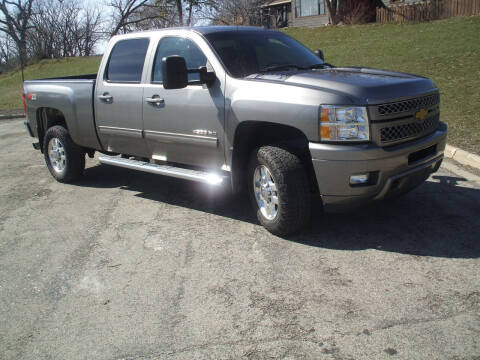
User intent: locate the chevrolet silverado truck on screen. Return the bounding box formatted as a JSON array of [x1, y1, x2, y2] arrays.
[[23, 26, 447, 235]]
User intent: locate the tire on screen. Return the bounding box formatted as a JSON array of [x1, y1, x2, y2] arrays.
[[248, 146, 312, 236], [43, 125, 85, 183]]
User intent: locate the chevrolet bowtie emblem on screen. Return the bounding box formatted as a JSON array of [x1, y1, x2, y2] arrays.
[[415, 108, 428, 121]]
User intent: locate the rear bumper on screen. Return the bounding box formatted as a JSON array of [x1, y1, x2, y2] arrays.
[[309, 122, 447, 212]]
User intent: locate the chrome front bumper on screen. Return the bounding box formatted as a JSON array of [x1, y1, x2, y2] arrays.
[[309, 122, 447, 212]]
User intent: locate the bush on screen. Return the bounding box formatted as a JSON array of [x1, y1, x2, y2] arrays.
[[338, 0, 376, 25]]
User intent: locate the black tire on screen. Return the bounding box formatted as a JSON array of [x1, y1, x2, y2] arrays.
[[43, 125, 85, 183], [248, 146, 312, 236]]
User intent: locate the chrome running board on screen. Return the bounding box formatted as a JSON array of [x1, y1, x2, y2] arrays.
[[98, 155, 226, 186]]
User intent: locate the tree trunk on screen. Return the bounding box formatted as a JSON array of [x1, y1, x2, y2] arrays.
[[176, 0, 183, 26], [326, 0, 339, 25], [187, 0, 193, 26], [19, 39, 26, 82]]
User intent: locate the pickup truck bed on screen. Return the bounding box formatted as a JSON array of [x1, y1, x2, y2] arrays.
[[29, 74, 97, 80], [23, 74, 101, 150]]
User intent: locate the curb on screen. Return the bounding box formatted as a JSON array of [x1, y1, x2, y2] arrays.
[[444, 144, 480, 170], [0, 114, 24, 120]]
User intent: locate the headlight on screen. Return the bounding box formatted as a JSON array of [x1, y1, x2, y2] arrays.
[[319, 105, 370, 142]]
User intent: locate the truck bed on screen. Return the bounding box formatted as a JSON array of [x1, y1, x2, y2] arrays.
[[23, 74, 100, 150], [26, 73, 97, 81]]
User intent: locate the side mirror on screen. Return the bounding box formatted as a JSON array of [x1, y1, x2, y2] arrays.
[[315, 49, 324, 61], [162, 56, 188, 90], [198, 66, 216, 86]]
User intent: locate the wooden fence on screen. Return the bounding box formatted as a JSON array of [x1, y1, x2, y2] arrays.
[[376, 0, 480, 23]]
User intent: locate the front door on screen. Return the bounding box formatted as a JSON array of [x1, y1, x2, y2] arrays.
[[95, 37, 150, 157], [142, 36, 225, 170]]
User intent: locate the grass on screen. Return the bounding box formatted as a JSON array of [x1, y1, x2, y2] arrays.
[[0, 16, 479, 153], [0, 56, 101, 113], [284, 16, 480, 154]]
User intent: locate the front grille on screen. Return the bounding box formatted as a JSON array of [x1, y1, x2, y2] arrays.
[[380, 114, 439, 143], [377, 93, 440, 116]]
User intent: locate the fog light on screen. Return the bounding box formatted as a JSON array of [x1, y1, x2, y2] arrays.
[[350, 174, 369, 185]]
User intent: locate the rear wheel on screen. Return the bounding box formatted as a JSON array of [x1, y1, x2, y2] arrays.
[[43, 125, 85, 183], [248, 146, 312, 236]]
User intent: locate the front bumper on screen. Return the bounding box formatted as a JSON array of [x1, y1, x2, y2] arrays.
[[309, 122, 447, 212]]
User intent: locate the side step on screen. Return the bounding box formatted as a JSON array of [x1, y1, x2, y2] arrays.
[[98, 155, 227, 186]]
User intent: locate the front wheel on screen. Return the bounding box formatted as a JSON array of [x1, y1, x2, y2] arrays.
[[43, 125, 85, 183], [248, 146, 312, 236]]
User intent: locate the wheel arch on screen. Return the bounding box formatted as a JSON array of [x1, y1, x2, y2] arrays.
[[36, 107, 69, 153], [231, 121, 319, 194]]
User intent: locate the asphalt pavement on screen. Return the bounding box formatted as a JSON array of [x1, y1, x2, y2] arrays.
[[1, 118, 479, 360]]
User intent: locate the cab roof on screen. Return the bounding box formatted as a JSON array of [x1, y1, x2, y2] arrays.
[[116, 25, 274, 38]]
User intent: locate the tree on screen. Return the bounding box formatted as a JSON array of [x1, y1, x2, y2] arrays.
[[29, 0, 104, 59], [200, 0, 263, 26], [325, 0, 386, 25], [80, 8, 104, 56], [130, 0, 178, 30], [0, 0, 34, 81], [109, 0, 209, 33], [0, 32, 17, 70], [183, 0, 215, 26], [109, 0, 161, 35]]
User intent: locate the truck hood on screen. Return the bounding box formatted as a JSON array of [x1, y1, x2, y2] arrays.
[[248, 67, 437, 104]]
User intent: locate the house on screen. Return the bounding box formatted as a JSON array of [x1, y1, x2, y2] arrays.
[[261, 0, 330, 28]]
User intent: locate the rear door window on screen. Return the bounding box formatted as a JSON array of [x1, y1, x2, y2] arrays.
[[106, 38, 150, 83]]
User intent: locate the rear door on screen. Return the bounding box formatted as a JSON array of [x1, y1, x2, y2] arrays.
[[95, 37, 150, 156]]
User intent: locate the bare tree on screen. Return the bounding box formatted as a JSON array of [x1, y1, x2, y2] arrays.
[[79, 7, 104, 56], [184, 0, 214, 26], [109, 0, 161, 35], [0, 32, 17, 70], [326, 0, 386, 25], [0, 0, 34, 80], [131, 0, 179, 30], [173, 0, 183, 26], [109, 0, 205, 34], [200, 0, 263, 26], [29, 0, 104, 59]]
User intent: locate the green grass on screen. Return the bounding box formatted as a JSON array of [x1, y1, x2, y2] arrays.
[[284, 16, 480, 154], [0, 56, 101, 113], [1, 16, 479, 153]]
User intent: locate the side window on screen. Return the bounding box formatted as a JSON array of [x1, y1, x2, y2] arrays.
[[152, 37, 207, 83], [106, 38, 150, 83]]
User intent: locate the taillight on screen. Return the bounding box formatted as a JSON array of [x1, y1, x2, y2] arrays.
[[22, 92, 26, 114]]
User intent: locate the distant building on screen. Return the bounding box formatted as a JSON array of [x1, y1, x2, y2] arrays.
[[261, 0, 329, 28]]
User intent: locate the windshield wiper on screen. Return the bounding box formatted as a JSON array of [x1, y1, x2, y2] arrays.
[[258, 64, 307, 73], [308, 63, 334, 69]]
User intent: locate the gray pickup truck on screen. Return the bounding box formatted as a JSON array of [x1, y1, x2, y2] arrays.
[[23, 26, 447, 235]]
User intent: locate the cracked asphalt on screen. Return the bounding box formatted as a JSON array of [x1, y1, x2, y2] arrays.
[[1, 118, 479, 360]]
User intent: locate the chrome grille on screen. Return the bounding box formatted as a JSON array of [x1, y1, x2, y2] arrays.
[[377, 93, 440, 116], [380, 114, 440, 144]]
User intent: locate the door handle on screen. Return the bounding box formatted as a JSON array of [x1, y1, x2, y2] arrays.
[[145, 96, 165, 106], [98, 93, 113, 103]]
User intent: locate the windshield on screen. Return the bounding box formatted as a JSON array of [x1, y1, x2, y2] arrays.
[[204, 30, 324, 78]]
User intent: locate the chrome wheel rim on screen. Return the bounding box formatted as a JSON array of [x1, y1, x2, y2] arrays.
[[253, 165, 279, 221], [48, 137, 66, 174]]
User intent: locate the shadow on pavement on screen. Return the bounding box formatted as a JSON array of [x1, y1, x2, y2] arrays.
[[78, 165, 480, 259]]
